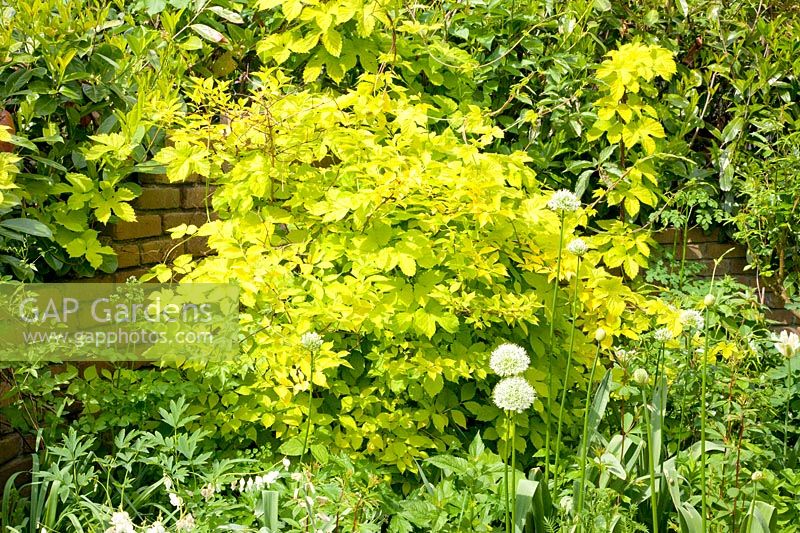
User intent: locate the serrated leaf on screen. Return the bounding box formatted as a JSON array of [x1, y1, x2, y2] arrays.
[[321, 28, 342, 57]]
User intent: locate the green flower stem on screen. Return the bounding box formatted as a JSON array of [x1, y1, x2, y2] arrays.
[[301, 348, 317, 459], [701, 305, 710, 532], [642, 388, 659, 533], [784, 357, 792, 460], [504, 414, 512, 533], [554, 256, 581, 488], [511, 420, 517, 533], [544, 212, 566, 482], [575, 342, 601, 528]]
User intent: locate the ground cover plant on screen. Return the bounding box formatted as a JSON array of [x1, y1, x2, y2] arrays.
[[1, 0, 800, 531]]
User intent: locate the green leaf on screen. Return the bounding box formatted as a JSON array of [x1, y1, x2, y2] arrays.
[[0, 218, 52, 238], [321, 28, 343, 57], [279, 437, 305, 456], [208, 6, 244, 24], [514, 468, 551, 533]]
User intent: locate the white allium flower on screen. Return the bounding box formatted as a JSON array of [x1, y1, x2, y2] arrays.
[[653, 328, 673, 342], [566, 238, 589, 257], [168, 492, 183, 508], [492, 376, 537, 413], [703, 294, 716, 307], [109, 511, 135, 533], [300, 331, 324, 352], [680, 309, 705, 331], [773, 330, 800, 358], [146, 522, 167, 533], [489, 343, 530, 377], [547, 189, 581, 213], [632, 368, 649, 386], [176, 513, 195, 532]]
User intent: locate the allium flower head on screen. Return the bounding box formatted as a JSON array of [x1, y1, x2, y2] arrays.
[[773, 330, 800, 358], [490, 343, 530, 377], [492, 376, 537, 413], [547, 190, 581, 213], [653, 328, 673, 342], [751, 470, 764, 482], [632, 368, 649, 386], [680, 309, 704, 331], [300, 331, 323, 352], [566, 238, 589, 257]]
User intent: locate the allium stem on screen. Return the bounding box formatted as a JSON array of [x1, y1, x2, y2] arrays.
[[784, 358, 792, 460], [301, 347, 317, 459], [544, 212, 566, 482], [554, 256, 581, 488], [511, 421, 517, 533], [504, 414, 511, 533], [575, 342, 601, 529]]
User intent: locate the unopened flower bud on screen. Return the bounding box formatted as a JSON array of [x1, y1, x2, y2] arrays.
[[595, 328, 606, 342], [632, 368, 649, 386], [704, 294, 715, 307], [751, 470, 764, 482]]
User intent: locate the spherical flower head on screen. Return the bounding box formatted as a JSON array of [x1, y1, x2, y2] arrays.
[[773, 330, 800, 358], [703, 293, 716, 307], [547, 189, 581, 213], [653, 328, 673, 342], [751, 470, 764, 482], [110, 512, 135, 533], [680, 309, 704, 331], [300, 331, 323, 352], [492, 376, 537, 413], [632, 368, 649, 386], [566, 237, 589, 257], [490, 343, 530, 377]]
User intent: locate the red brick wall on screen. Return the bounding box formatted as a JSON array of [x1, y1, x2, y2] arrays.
[[100, 174, 215, 282], [654, 228, 798, 327]]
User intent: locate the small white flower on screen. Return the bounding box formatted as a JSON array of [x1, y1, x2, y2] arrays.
[[490, 343, 530, 377], [300, 331, 324, 352], [566, 238, 589, 257], [773, 330, 800, 358], [146, 522, 167, 533], [282, 457, 291, 469], [238, 478, 245, 492], [653, 328, 673, 342], [613, 348, 634, 366], [246, 478, 254, 491], [680, 309, 704, 331], [547, 189, 581, 213], [176, 513, 195, 532], [559, 495, 574, 514], [162, 476, 173, 491], [632, 368, 649, 386], [168, 492, 183, 508], [264, 470, 281, 485], [291, 472, 304, 482], [109, 511, 135, 533], [492, 376, 537, 413], [200, 483, 215, 500]]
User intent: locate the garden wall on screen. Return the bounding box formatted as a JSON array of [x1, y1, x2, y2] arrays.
[[653, 228, 798, 327], [97, 174, 215, 282]]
